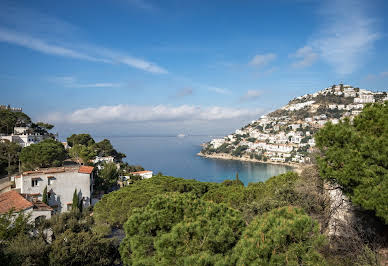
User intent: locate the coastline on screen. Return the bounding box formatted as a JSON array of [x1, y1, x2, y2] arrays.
[[197, 152, 304, 174]]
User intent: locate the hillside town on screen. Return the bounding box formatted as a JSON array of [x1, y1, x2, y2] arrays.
[[200, 84, 388, 165]]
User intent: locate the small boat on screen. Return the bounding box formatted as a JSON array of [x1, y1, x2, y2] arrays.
[[177, 134, 185, 138]]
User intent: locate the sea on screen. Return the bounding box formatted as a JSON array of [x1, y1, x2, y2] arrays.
[[96, 135, 293, 186]]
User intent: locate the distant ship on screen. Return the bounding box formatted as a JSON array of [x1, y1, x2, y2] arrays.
[[177, 134, 185, 138]]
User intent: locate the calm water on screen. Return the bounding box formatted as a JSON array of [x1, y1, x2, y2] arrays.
[[98, 136, 292, 185]]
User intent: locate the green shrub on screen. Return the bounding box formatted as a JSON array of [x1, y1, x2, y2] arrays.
[[119, 193, 245, 265], [231, 206, 327, 265]]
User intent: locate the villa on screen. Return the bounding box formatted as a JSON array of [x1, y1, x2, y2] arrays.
[[12, 165, 94, 213]]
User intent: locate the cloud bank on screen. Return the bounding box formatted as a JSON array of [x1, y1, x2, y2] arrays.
[[46, 104, 263, 124]]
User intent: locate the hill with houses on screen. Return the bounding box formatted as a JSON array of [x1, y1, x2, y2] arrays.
[[199, 84, 388, 165]]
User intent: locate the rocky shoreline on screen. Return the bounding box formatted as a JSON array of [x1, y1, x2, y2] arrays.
[[197, 152, 304, 174]]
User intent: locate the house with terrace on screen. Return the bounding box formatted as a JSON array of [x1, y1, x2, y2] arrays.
[[12, 165, 94, 213]]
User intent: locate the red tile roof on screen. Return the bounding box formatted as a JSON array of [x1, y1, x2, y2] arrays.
[[0, 190, 33, 214], [78, 166, 94, 174], [33, 201, 53, 211]]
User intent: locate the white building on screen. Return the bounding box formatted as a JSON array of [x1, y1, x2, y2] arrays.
[[0, 190, 52, 223], [210, 138, 225, 149], [93, 156, 115, 164], [0, 127, 52, 148], [12, 165, 94, 213], [266, 144, 293, 153], [128, 170, 153, 179], [354, 94, 375, 104]]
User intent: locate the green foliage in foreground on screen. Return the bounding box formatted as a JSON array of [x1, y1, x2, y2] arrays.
[[119, 193, 245, 265], [231, 206, 327, 265], [93, 175, 217, 231], [1, 209, 120, 266], [20, 139, 67, 170], [315, 102, 388, 223], [49, 230, 118, 266], [203, 172, 305, 222]]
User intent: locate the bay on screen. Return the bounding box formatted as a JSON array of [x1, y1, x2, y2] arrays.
[[98, 135, 293, 186]]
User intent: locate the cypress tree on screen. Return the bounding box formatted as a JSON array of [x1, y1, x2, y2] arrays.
[[42, 186, 48, 204], [72, 189, 79, 211]]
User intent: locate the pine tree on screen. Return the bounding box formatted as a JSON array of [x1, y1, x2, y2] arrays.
[[72, 189, 79, 212], [42, 186, 48, 204]]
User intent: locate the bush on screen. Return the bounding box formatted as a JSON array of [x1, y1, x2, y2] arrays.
[[231, 206, 327, 265], [20, 139, 67, 170], [315, 102, 388, 223], [93, 175, 217, 230], [119, 193, 245, 265]]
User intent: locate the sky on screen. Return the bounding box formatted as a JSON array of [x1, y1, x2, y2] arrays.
[[1, 0, 387, 137]]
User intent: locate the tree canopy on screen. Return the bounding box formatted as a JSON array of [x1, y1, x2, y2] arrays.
[[315, 102, 388, 223], [67, 134, 125, 163], [96, 162, 120, 192], [0, 109, 31, 135], [20, 139, 67, 170], [0, 140, 21, 176], [67, 134, 95, 147], [119, 193, 245, 265], [93, 175, 215, 231], [231, 207, 326, 265]]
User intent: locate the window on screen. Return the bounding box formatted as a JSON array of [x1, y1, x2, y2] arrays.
[[67, 204, 72, 211], [48, 176, 54, 185], [31, 179, 39, 187]]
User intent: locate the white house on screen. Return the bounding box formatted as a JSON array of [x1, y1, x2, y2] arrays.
[[128, 170, 153, 179], [354, 94, 375, 104], [93, 156, 115, 164], [210, 138, 225, 149], [0, 126, 52, 148], [12, 165, 94, 213], [0, 190, 52, 223]]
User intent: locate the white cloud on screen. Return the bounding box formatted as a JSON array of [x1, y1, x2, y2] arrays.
[[46, 104, 263, 124], [290, 46, 318, 68], [0, 28, 104, 62], [249, 53, 276, 67], [0, 27, 168, 74], [295, 0, 380, 75], [49, 76, 122, 88], [240, 90, 262, 102], [208, 86, 231, 95]]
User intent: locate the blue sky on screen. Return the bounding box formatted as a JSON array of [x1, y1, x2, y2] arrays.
[[1, 0, 387, 137]]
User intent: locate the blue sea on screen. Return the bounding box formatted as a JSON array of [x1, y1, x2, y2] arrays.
[[97, 135, 292, 186]]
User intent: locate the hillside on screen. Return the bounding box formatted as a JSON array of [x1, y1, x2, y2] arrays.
[[199, 84, 388, 165]]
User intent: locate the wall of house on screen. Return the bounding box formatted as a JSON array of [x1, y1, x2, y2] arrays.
[[19, 171, 92, 213]]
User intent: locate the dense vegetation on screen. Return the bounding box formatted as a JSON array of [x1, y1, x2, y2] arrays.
[[20, 139, 67, 170], [92, 171, 336, 264], [0, 109, 31, 134], [0, 209, 120, 265], [67, 134, 126, 165], [0, 140, 21, 176], [316, 102, 388, 223]]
